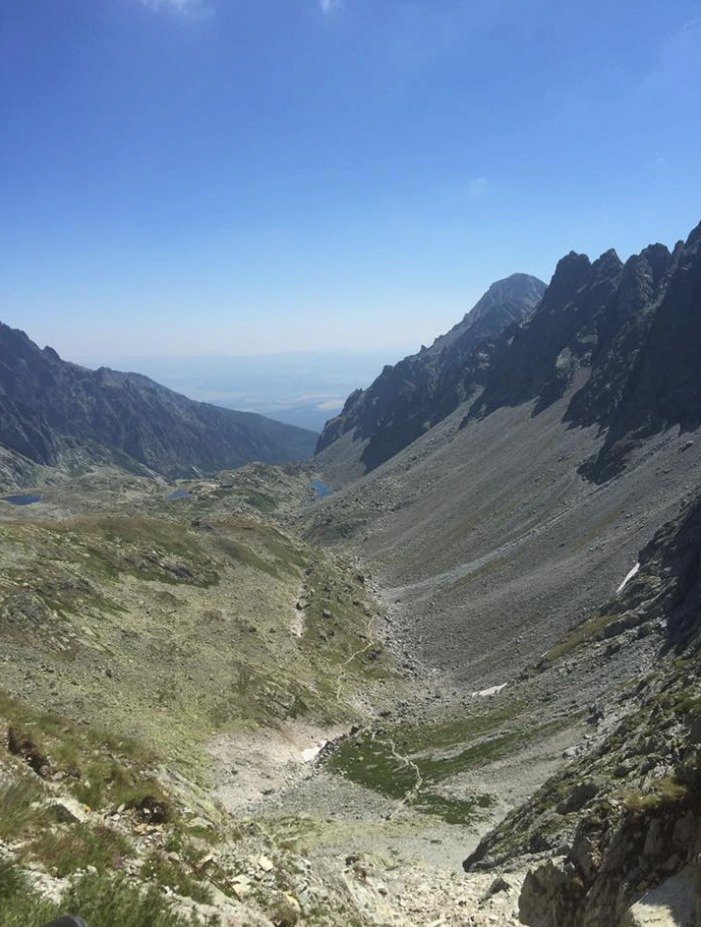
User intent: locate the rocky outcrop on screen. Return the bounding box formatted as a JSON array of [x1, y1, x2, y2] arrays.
[[582, 222, 701, 481], [315, 273, 546, 474], [0, 324, 316, 479], [470, 223, 701, 481], [563, 243, 679, 429], [518, 771, 701, 927], [470, 250, 624, 418]]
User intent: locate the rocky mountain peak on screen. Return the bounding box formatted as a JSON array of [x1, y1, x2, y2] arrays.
[[637, 242, 674, 279], [578, 218, 701, 480], [466, 271, 547, 323], [613, 243, 675, 322], [315, 272, 546, 470], [588, 248, 623, 284], [318, 219, 701, 486], [538, 251, 591, 310], [429, 273, 546, 356]]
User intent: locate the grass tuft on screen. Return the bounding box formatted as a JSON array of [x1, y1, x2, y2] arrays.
[[0, 776, 49, 841], [0, 860, 215, 927], [142, 851, 214, 905], [27, 823, 133, 877]]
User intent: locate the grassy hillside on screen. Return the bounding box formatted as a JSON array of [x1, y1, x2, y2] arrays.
[[0, 466, 404, 926]]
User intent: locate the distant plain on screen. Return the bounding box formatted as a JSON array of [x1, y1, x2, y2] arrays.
[[76, 350, 415, 432]]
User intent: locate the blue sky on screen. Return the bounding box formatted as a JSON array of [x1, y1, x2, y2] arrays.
[[1, 0, 700, 360]]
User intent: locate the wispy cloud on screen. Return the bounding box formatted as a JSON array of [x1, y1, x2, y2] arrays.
[[137, 0, 212, 17], [644, 18, 701, 92], [467, 177, 489, 199], [320, 0, 345, 17]]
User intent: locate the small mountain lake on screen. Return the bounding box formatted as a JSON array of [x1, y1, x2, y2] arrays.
[[2, 494, 43, 506], [168, 489, 191, 501], [311, 479, 333, 499]]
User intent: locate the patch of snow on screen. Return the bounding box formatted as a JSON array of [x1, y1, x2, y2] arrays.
[[617, 562, 640, 594], [472, 683, 507, 698], [301, 743, 325, 763]]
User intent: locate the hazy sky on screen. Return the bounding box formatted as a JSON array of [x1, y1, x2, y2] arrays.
[[1, 0, 700, 360]]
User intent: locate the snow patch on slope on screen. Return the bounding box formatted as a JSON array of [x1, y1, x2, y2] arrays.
[[617, 563, 640, 594]]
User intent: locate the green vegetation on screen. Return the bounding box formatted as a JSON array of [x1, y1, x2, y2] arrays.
[[541, 610, 621, 664], [244, 490, 278, 513], [0, 860, 215, 927], [326, 703, 544, 824], [0, 858, 57, 927], [0, 777, 48, 841], [0, 495, 398, 764], [0, 691, 170, 816], [622, 775, 689, 812], [27, 824, 133, 877], [671, 688, 701, 718], [0, 467, 406, 927], [71, 760, 169, 813], [141, 851, 213, 905], [417, 792, 494, 824]]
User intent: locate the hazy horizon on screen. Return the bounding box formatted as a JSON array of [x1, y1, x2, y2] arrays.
[[71, 348, 416, 432]]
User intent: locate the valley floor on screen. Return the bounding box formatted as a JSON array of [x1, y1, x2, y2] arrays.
[[0, 464, 548, 926], [1, 460, 698, 927]]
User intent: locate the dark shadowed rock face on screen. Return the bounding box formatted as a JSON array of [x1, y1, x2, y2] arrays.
[[427, 272, 547, 356], [563, 242, 678, 430], [470, 227, 700, 450], [315, 273, 546, 472], [470, 249, 625, 418], [582, 223, 701, 480], [468, 226, 701, 482], [0, 325, 316, 478]]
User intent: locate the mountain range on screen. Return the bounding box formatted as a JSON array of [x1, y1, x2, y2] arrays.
[[317, 223, 700, 487], [0, 220, 700, 927], [310, 223, 701, 679], [0, 323, 316, 485], [304, 218, 701, 924], [310, 221, 701, 678], [315, 272, 546, 477]]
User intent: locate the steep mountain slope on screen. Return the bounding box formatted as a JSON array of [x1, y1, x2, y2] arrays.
[[465, 491, 701, 927], [464, 224, 700, 481], [0, 324, 316, 482], [581, 223, 701, 481], [469, 249, 628, 418], [319, 223, 700, 492], [315, 273, 546, 480], [425, 273, 547, 356], [307, 220, 701, 686]]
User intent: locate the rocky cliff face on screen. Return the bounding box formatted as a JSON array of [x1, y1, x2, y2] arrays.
[[315, 273, 546, 475], [0, 324, 317, 479], [469, 249, 624, 418], [581, 223, 701, 481], [459, 222, 701, 485]]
